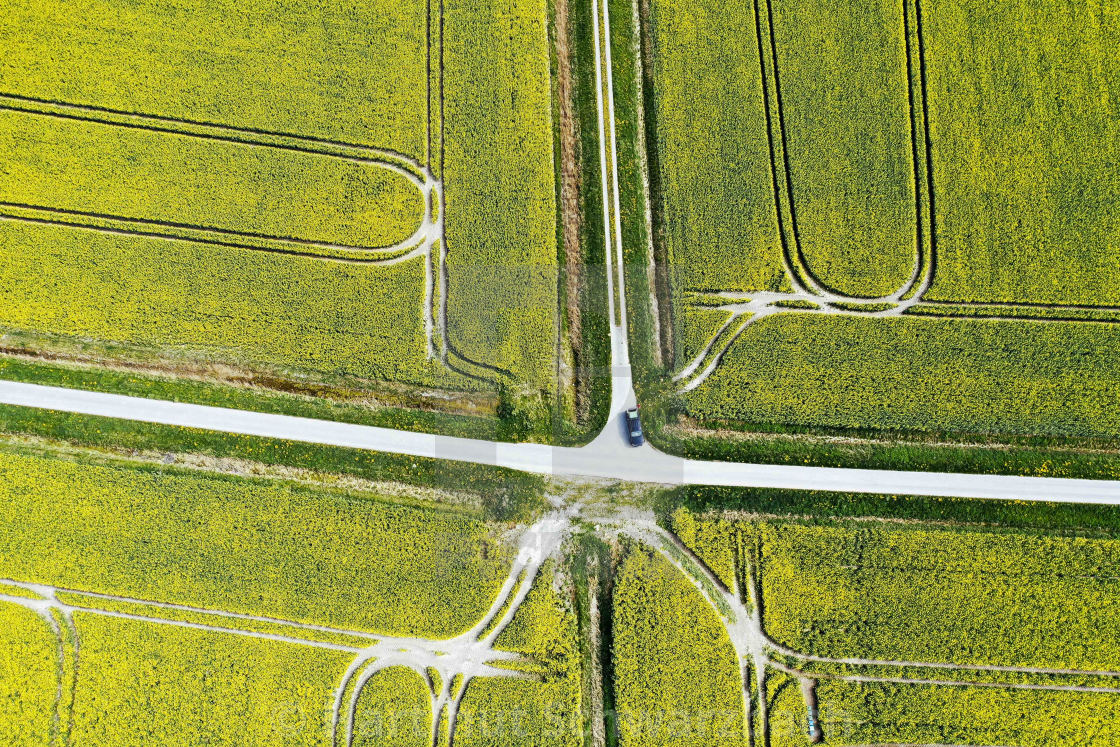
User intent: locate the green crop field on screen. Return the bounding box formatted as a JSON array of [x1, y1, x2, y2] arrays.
[[637, 0, 1120, 451], [644, 504, 1120, 745], [0, 0, 562, 421], [0, 439, 583, 745], [612, 544, 747, 747]]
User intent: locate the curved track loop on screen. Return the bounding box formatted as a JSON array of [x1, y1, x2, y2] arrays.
[[0, 89, 471, 370], [0, 93, 438, 264], [5, 501, 1120, 746], [752, 0, 933, 304], [0, 511, 573, 747], [591, 511, 1120, 746], [670, 0, 1117, 393]]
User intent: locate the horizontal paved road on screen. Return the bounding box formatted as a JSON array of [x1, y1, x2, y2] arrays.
[[2, 379, 1118, 504]]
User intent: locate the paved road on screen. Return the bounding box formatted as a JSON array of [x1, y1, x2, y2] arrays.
[[1, 0, 1118, 506], [2, 379, 1119, 503]]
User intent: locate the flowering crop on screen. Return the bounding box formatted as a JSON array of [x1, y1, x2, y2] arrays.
[[768, 0, 918, 298], [0, 0, 564, 401], [685, 314, 1120, 439], [352, 667, 433, 747], [612, 545, 746, 747], [0, 449, 512, 638], [752, 518, 1120, 671], [921, 0, 1120, 307], [0, 108, 424, 250], [0, 0, 428, 156], [441, 0, 561, 388], [644, 0, 787, 297], [454, 565, 584, 746], [0, 604, 56, 744], [814, 679, 1120, 745], [69, 612, 352, 746]]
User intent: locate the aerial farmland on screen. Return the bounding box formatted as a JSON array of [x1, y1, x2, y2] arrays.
[[0, 0, 594, 440], [0, 0, 1118, 745], [630, 0, 1120, 473]]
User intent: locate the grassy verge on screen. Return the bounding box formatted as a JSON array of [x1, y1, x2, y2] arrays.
[[608, 0, 668, 396], [0, 353, 504, 435], [552, 0, 612, 446], [570, 530, 619, 747], [654, 418, 1120, 482], [668, 484, 1120, 534], [0, 403, 547, 521]]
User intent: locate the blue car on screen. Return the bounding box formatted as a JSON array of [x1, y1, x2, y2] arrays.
[[625, 407, 644, 447], [807, 712, 820, 742]]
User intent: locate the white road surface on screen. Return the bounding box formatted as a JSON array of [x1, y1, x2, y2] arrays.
[[1, 0, 1118, 506], [1, 379, 1118, 504]]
